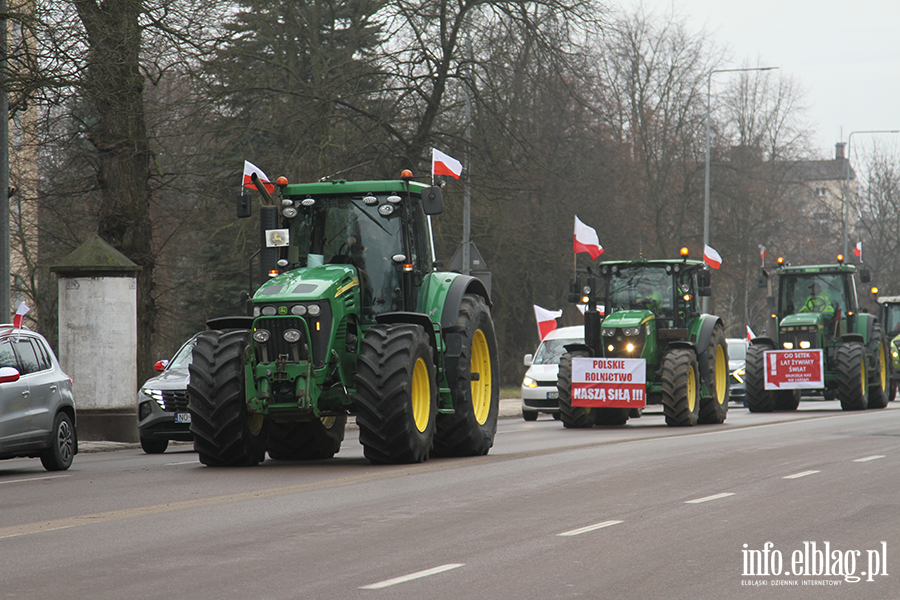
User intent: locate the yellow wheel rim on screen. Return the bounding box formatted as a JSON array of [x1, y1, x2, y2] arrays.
[[411, 357, 431, 433], [470, 329, 492, 425], [879, 344, 887, 390], [687, 364, 697, 412], [715, 345, 727, 405], [247, 412, 264, 437], [860, 356, 867, 396], [321, 416, 336, 429]]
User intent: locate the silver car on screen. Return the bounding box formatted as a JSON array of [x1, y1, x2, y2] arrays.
[[137, 333, 198, 453], [0, 327, 78, 471]]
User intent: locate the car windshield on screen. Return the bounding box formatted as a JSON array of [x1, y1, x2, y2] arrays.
[[727, 341, 747, 361], [533, 338, 582, 365], [168, 337, 197, 370], [780, 273, 848, 315], [607, 266, 674, 314]]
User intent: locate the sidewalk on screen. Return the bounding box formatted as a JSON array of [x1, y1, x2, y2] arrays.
[[80, 397, 524, 454]]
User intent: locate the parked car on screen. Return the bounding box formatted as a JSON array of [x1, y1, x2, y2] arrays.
[[727, 337, 749, 406], [137, 333, 199, 453], [521, 326, 584, 421], [0, 327, 77, 470]]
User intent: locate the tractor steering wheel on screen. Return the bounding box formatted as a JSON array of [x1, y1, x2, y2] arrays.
[[805, 296, 827, 312]]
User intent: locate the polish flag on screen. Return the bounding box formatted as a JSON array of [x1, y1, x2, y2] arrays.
[[577, 304, 606, 316], [533, 305, 562, 340], [12, 302, 29, 329], [243, 160, 275, 194], [746, 325, 756, 341], [703, 244, 722, 270], [574, 216, 603, 260], [432, 148, 463, 180], [853, 241, 862, 259], [758, 245, 766, 260]]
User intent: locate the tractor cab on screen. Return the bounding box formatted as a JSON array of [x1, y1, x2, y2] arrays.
[[774, 265, 860, 349]]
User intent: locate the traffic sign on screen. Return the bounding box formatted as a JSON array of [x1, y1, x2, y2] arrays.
[[763, 349, 824, 390]]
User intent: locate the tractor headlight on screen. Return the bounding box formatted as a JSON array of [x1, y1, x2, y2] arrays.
[[283, 329, 302, 343], [253, 306, 261, 317], [378, 204, 394, 216], [602, 328, 616, 337], [363, 195, 378, 205], [387, 195, 402, 204], [282, 207, 298, 218], [261, 306, 277, 316], [291, 304, 307, 316], [893, 347, 899, 359], [522, 376, 537, 388], [623, 327, 640, 337], [301, 197, 316, 207], [783, 342, 794, 349], [307, 304, 321, 316], [253, 329, 271, 343], [625, 343, 635, 353], [799, 341, 811, 349]]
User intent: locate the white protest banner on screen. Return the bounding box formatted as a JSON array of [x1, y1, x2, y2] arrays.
[[571, 357, 646, 408]]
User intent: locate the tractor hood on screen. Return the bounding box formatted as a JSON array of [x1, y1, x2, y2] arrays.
[[254, 264, 358, 302], [602, 310, 654, 329], [780, 312, 824, 328]]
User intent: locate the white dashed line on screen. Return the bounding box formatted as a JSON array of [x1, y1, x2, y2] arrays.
[[853, 455, 885, 463], [685, 492, 735, 504], [165, 461, 199, 466], [558, 520, 624, 537], [360, 564, 464, 590], [0, 474, 70, 486], [783, 470, 820, 479]]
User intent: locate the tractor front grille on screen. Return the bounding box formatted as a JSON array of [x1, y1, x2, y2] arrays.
[[254, 311, 332, 368], [779, 326, 819, 350]]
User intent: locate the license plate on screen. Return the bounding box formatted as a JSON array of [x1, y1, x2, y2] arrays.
[[546, 391, 558, 399], [175, 412, 191, 424]]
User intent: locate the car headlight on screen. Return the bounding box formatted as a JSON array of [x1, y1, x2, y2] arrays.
[[142, 388, 165, 407], [522, 377, 538, 388]]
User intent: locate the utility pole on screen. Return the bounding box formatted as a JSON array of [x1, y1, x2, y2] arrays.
[[1, 0, 10, 323]]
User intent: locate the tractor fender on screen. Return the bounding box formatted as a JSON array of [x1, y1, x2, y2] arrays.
[[841, 333, 865, 345], [206, 315, 254, 331], [665, 340, 697, 352], [692, 315, 723, 356], [375, 311, 439, 363], [564, 342, 593, 356], [439, 275, 492, 332], [750, 336, 776, 348]]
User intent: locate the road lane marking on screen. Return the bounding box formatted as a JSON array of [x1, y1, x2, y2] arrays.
[[783, 470, 820, 479], [685, 492, 734, 504], [0, 474, 70, 486], [164, 461, 198, 466], [853, 455, 885, 462], [558, 520, 623, 537], [360, 563, 464, 589]]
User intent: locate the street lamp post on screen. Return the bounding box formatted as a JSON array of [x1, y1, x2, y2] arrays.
[[703, 66, 777, 312], [843, 130, 899, 257]]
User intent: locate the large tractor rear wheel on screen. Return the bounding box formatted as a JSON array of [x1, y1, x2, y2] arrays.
[[867, 325, 889, 409], [699, 324, 729, 424], [188, 330, 269, 467], [662, 349, 701, 426], [433, 294, 500, 457], [267, 415, 347, 460], [745, 342, 776, 412], [356, 324, 436, 464], [557, 351, 597, 428], [836, 343, 867, 411]]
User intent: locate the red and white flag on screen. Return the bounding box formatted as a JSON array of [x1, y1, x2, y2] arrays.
[[533, 305, 562, 340], [574, 216, 603, 260], [12, 302, 29, 329], [758, 244, 766, 260], [243, 160, 274, 194], [432, 148, 463, 180], [703, 244, 722, 270], [746, 325, 756, 341], [853, 241, 862, 259]]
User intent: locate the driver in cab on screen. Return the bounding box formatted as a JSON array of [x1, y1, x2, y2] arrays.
[[800, 282, 835, 317]]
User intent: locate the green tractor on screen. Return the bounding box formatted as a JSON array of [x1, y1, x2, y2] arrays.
[[745, 256, 889, 411], [556, 251, 730, 428], [187, 171, 499, 466], [873, 293, 900, 401]]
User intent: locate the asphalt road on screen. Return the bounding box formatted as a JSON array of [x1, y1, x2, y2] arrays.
[[1, 400, 898, 599]]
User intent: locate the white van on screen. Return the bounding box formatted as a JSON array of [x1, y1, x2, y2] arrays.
[[521, 326, 584, 421]]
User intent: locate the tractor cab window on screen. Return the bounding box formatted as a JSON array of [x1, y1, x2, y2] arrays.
[[884, 303, 900, 336], [781, 273, 848, 318], [607, 266, 674, 317]]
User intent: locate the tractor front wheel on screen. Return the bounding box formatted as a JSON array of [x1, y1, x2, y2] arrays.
[[267, 415, 347, 460], [836, 343, 867, 411], [188, 330, 269, 467], [867, 325, 889, 409], [557, 351, 597, 428], [356, 324, 436, 464], [745, 342, 776, 412], [699, 324, 729, 424], [662, 349, 701, 426], [433, 294, 500, 457]]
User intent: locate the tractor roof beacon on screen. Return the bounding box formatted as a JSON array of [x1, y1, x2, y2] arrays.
[[187, 171, 499, 466], [745, 256, 891, 411], [557, 250, 730, 428]]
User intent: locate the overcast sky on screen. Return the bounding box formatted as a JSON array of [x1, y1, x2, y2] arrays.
[[635, 0, 900, 159]]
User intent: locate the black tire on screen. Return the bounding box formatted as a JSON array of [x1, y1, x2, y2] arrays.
[[745, 343, 776, 412], [40, 412, 76, 471], [552, 412, 562, 420], [433, 294, 500, 457], [188, 330, 269, 466], [890, 380, 898, 402], [557, 351, 596, 428], [267, 415, 347, 460], [593, 408, 630, 426], [662, 349, 701, 426], [140, 437, 168, 454], [698, 324, 729, 424], [774, 390, 800, 411], [867, 325, 889, 409], [356, 324, 436, 464], [836, 343, 867, 411], [522, 411, 538, 422]]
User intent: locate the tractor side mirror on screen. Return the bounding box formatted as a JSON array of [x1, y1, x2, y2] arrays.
[[237, 191, 252, 218], [758, 269, 768, 288], [422, 186, 443, 215], [859, 269, 871, 283], [697, 269, 711, 288]]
